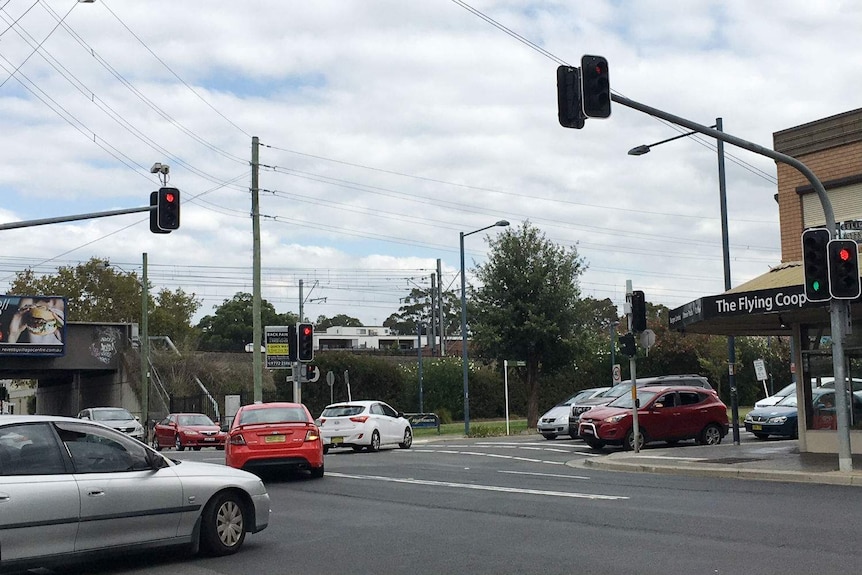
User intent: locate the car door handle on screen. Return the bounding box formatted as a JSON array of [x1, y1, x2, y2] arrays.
[[87, 489, 105, 497]]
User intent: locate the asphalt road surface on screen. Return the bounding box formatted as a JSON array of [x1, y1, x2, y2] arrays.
[[24, 435, 861, 575]]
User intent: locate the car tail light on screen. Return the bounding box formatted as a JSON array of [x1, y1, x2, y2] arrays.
[[229, 434, 247, 445], [318, 418, 326, 425], [305, 429, 320, 442], [349, 415, 369, 423]]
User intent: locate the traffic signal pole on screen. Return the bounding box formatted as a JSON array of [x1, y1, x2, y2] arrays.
[[609, 93, 852, 471]]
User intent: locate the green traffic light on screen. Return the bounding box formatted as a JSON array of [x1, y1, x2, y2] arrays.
[[812, 280, 822, 292]]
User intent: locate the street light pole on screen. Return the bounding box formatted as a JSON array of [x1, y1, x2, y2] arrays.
[[460, 220, 509, 435], [629, 118, 740, 443]]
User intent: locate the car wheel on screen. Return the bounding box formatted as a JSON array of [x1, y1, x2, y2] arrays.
[[624, 428, 645, 451], [399, 427, 413, 449], [541, 433, 557, 440], [175, 435, 185, 451], [585, 437, 605, 450], [367, 430, 381, 452], [753, 433, 770, 440], [151, 435, 162, 451], [698, 423, 723, 446], [310, 464, 325, 479], [200, 492, 246, 556]]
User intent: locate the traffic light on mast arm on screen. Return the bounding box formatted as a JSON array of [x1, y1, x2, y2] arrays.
[[297, 323, 314, 362], [580, 55, 611, 118], [557, 65, 585, 129], [801, 228, 830, 302], [149, 192, 169, 234], [157, 187, 181, 231], [828, 239, 861, 300]]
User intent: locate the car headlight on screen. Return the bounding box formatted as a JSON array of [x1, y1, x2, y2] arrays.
[[185, 430, 201, 436], [767, 416, 788, 424], [744, 414, 753, 423], [603, 414, 627, 423]]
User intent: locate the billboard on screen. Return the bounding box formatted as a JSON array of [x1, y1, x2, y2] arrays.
[[0, 295, 66, 356]]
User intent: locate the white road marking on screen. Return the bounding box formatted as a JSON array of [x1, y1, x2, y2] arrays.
[[498, 470, 590, 480], [325, 472, 628, 500], [406, 448, 565, 465]]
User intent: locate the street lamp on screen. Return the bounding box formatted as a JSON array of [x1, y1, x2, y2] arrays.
[[460, 220, 510, 435], [629, 117, 740, 444]]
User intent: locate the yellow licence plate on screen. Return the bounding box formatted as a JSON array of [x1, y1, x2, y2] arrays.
[[331, 436, 344, 444], [265, 435, 286, 443], [752, 424, 762, 431]]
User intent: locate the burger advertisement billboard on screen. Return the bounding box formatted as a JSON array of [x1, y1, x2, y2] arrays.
[[0, 295, 66, 356]]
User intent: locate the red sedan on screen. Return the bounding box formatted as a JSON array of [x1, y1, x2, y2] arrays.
[[152, 412, 226, 451], [225, 402, 324, 478]]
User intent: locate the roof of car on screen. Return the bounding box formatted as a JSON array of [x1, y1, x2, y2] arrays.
[[1, 414, 94, 425], [324, 400, 378, 407], [240, 402, 304, 409]]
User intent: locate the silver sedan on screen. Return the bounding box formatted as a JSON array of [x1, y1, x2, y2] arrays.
[[0, 414, 270, 572]]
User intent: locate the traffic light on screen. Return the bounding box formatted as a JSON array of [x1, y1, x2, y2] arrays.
[[297, 323, 314, 362], [801, 228, 830, 302], [580, 55, 610, 118], [556, 65, 585, 129], [305, 364, 320, 382], [828, 239, 861, 300], [618, 332, 636, 358], [157, 187, 180, 231], [149, 192, 169, 234], [630, 290, 647, 332]]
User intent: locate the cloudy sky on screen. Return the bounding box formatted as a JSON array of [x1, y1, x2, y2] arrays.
[[0, 0, 859, 327]]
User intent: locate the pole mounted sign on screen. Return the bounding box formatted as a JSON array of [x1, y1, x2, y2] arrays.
[[264, 325, 296, 368]]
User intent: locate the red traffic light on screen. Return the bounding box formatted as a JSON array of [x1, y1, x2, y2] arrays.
[[164, 191, 176, 204], [839, 247, 852, 261]]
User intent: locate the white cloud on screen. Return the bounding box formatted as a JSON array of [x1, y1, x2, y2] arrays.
[[1, 0, 858, 327]]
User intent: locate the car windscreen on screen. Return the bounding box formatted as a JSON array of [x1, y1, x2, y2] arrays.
[[603, 383, 633, 398], [776, 394, 798, 407], [93, 408, 134, 421], [178, 414, 215, 426], [321, 406, 365, 417], [239, 407, 309, 425], [607, 390, 658, 409]]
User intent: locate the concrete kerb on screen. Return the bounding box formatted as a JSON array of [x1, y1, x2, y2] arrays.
[[575, 454, 862, 486]]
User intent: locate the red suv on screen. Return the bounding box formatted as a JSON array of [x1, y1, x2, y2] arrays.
[[577, 385, 728, 451]]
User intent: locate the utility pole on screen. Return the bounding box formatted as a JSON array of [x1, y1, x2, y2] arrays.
[[294, 279, 304, 403], [140, 252, 149, 438], [252, 136, 262, 403], [437, 259, 444, 356], [430, 273, 437, 356]]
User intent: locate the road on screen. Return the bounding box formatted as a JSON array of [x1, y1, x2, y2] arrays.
[[47, 435, 860, 575]]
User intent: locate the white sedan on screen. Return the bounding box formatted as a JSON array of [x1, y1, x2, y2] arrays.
[[0, 415, 270, 572], [317, 400, 413, 453]]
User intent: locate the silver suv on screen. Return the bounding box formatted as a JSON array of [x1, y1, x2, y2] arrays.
[[567, 375, 713, 438]]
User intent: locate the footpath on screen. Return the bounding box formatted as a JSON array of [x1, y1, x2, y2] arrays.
[[576, 440, 862, 486]]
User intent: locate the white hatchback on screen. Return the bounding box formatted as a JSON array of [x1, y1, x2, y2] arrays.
[[317, 400, 412, 453]]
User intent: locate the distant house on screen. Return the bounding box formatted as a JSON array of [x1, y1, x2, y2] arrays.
[[316, 326, 427, 351]]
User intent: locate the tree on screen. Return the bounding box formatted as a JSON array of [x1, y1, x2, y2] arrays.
[[470, 222, 586, 428], [383, 288, 460, 337], [8, 257, 201, 344], [315, 314, 363, 331], [196, 292, 298, 352]]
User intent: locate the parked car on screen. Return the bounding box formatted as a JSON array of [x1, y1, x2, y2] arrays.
[[225, 402, 324, 478], [538, 387, 609, 440], [318, 400, 413, 453], [745, 387, 862, 439], [152, 412, 226, 451], [754, 382, 796, 409], [578, 385, 729, 450], [76, 407, 146, 442], [0, 414, 270, 572], [568, 375, 714, 438]]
